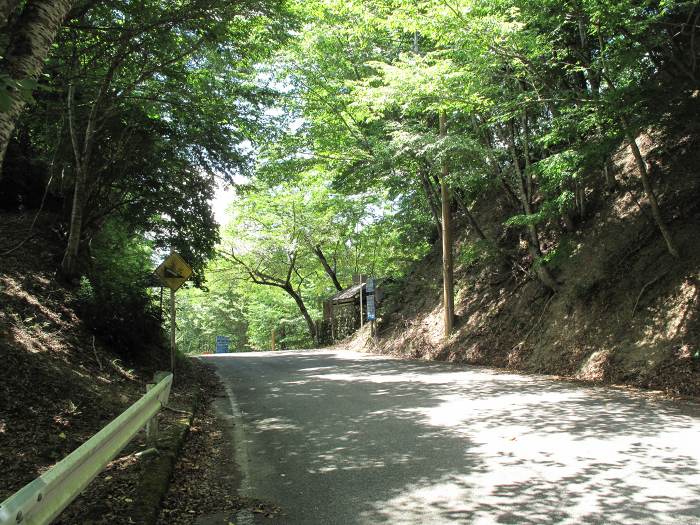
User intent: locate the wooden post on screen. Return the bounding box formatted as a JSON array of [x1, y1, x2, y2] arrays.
[[331, 303, 335, 341], [170, 288, 176, 373], [359, 287, 364, 327], [440, 111, 454, 338], [271, 328, 276, 351]]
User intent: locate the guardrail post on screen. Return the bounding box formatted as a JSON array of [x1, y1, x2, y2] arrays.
[[145, 383, 159, 446], [145, 372, 170, 446]]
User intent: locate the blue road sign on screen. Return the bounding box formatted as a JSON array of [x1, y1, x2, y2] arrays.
[[366, 277, 376, 321], [366, 294, 376, 321], [215, 336, 230, 354]]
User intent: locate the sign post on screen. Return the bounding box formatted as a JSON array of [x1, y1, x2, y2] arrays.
[[169, 289, 176, 371], [154, 252, 193, 374]]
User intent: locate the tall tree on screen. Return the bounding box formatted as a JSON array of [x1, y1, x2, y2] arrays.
[[439, 111, 454, 335], [42, 0, 289, 278], [221, 187, 322, 344], [0, 0, 75, 175]]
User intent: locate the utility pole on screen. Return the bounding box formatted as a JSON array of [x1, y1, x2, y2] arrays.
[[440, 111, 454, 338]]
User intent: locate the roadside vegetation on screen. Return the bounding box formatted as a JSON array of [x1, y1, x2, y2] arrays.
[[0, 0, 291, 521], [0, 0, 699, 520], [178, 0, 700, 398], [2, 0, 697, 381]]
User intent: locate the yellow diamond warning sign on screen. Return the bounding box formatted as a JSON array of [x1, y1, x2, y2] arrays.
[[155, 252, 192, 291]]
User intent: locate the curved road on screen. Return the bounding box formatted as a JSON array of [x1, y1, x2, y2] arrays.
[[201, 349, 700, 524]]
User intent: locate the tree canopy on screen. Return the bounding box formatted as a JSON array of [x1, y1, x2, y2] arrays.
[[1, 0, 697, 352]]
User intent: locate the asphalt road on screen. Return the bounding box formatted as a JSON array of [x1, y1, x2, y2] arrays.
[[202, 349, 700, 524]]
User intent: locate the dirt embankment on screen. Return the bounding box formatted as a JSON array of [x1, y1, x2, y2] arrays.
[[0, 212, 206, 523], [353, 129, 700, 397]]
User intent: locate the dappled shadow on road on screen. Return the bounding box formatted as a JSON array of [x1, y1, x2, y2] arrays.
[[205, 351, 700, 524]]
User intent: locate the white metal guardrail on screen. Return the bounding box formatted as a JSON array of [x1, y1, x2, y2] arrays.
[[0, 372, 173, 525]]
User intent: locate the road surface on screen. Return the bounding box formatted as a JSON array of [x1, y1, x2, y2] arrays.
[[202, 349, 700, 524]]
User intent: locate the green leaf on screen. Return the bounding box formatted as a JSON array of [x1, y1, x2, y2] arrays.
[[0, 91, 12, 112]]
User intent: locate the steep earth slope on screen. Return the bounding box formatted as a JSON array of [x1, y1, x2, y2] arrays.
[[0, 212, 201, 522], [352, 127, 700, 397]]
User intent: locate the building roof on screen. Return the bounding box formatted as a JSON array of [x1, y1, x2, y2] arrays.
[[328, 282, 365, 304]]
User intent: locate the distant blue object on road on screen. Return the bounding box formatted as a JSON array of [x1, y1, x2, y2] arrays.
[[215, 336, 230, 354]]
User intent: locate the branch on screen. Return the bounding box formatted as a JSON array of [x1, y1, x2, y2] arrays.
[[219, 250, 289, 289]]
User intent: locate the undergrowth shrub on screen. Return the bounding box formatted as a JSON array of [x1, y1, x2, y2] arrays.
[[75, 219, 164, 360]]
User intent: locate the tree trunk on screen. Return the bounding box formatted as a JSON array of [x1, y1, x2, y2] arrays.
[[506, 121, 560, 292], [625, 130, 680, 258], [454, 190, 487, 241], [0, 0, 74, 176], [439, 111, 454, 337], [228, 250, 318, 347], [61, 56, 111, 278], [60, 82, 86, 278], [472, 116, 520, 208], [313, 244, 343, 291], [419, 168, 442, 238], [576, 180, 586, 219], [286, 285, 317, 345], [60, 163, 86, 277]]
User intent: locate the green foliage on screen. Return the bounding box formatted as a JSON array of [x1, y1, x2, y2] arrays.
[[7, 0, 697, 351], [76, 276, 95, 306], [7, 0, 294, 284], [75, 220, 162, 357], [535, 237, 575, 271], [534, 151, 583, 194], [456, 240, 500, 269], [505, 192, 575, 227], [177, 282, 249, 354], [3, 0, 297, 357], [180, 0, 695, 345], [242, 286, 312, 349]]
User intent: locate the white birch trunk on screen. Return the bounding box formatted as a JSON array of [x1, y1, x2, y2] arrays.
[[0, 0, 74, 176]]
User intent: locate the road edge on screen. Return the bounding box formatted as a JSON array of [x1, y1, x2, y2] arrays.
[[128, 407, 195, 524]]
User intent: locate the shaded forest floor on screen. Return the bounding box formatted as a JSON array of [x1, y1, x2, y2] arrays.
[[0, 213, 217, 523], [349, 128, 700, 398], [157, 381, 282, 525]]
